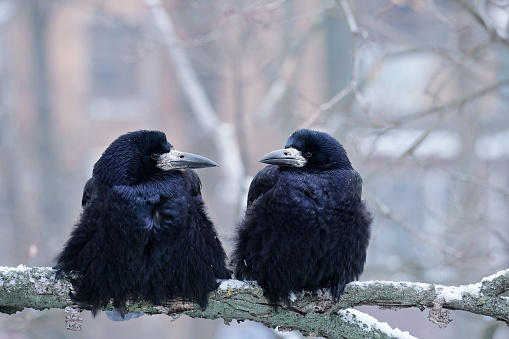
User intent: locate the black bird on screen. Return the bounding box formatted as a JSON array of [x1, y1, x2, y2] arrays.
[[232, 129, 372, 308], [55, 130, 230, 317]]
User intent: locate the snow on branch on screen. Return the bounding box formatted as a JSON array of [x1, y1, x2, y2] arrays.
[[1, 266, 509, 338]]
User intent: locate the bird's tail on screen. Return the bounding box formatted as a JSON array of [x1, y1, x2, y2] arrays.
[[105, 310, 145, 321]]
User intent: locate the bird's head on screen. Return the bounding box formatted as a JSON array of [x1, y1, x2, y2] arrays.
[[259, 129, 352, 170], [93, 130, 218, 186]]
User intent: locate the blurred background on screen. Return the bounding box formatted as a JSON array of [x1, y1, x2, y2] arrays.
[[0, 0, 508, 338]]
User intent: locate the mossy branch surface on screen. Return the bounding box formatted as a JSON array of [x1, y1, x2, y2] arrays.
[[2, 266, 509, 338]]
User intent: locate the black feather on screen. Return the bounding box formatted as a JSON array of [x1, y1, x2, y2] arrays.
[[55, 130, 230, 316], [232, 129, 372, 309]]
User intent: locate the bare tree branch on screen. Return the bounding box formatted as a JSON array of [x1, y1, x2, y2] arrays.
[[364, 190, 464, 260], [412, 157, 509, 199], [300, 84, 353, 129], [386, 77, 509, 130], [337, 0, 358, 35], [300, 0, 370, 130], [424, 41, 492, 105], [452, 0, 509, 46], [253, 21, 320, 122], [145, 0, 245, 206], [364, 112, 446, 182]]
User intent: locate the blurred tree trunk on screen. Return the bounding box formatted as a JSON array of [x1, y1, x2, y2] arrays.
[[325, 11, 353, 96], [27, 0, 59, 260], [324, 7, 353, 134], [0, 44, 20, 264]]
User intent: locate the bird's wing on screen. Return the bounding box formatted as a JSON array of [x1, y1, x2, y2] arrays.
[[247, 165, 279, 207], [141, 172, 230, 308], [54, 193, 100, 277], [81, 177, 97, 206], [348, 169, 363, 200], [186, 169, 202, 197]]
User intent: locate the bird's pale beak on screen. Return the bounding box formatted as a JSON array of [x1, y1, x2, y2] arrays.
[[156, 150, 218, 170], [259, 147, 307, 167]]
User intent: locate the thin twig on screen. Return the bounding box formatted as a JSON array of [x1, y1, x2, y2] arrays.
[[387, 78, 509, 130], [365, 191, 464, 259], [253, 19, 321, 122], [300, 0, 370, 129], [299, 85, 352, 129], [413, 157, 509, 199], [426, 41, 492, 104], [451, 0, 509, 46], [365, 112, 446, 181]]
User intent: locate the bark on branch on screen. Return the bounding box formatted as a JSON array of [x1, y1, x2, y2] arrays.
[[1, 266, 509, 338]]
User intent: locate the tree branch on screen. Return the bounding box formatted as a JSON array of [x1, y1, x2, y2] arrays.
[[145, 0, 245, 207], [2, 266, 509, 338]]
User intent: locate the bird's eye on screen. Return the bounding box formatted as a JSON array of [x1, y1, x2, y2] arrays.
[[304, 152, 313, 158], [151, 153, 159, 160]]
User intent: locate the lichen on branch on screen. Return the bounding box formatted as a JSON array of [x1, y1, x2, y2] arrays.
[[1, 266, 509, 338]]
